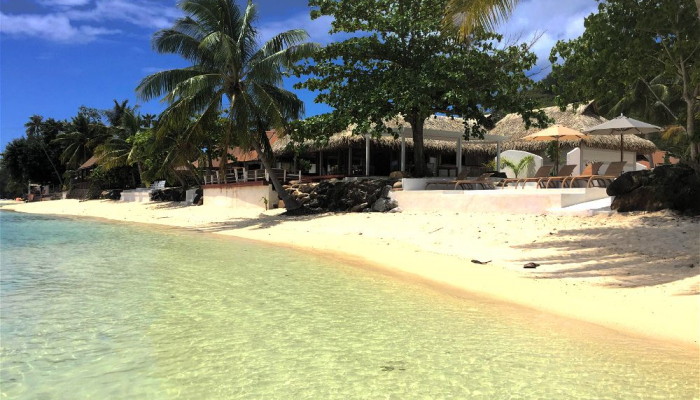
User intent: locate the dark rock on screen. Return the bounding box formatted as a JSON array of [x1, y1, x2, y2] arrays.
[[611, 186, 668, 212], [609, 165, 700, 215], [99, 189, 122, 200], [372, 198, 387, 212], [388, 206, 403, 213], [350, 202, 368, 212], [385, 198, 399, 210], [150, 187, 186, 202], [380, 185, 392, 198], [606, 171, 652, 196]]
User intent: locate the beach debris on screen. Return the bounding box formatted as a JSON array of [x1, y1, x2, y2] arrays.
[[429, 227, 443, 234], [523, 262, 540, 269], [471, 260, 491, 265]]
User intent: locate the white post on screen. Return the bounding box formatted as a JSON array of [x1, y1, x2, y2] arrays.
[[456, 135, 462, 175], [401, 135, 406, 172], [365, 135, 370, 176], [496, 142, 501, 173]]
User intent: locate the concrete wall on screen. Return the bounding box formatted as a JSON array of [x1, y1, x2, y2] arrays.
[[121, 189, 152, 203], [581, 147, 637, 174], [566, 148, 582, 176], [203, 184, 279, 209], [391, 188, 608, 214], [496, 150, 543, 179]]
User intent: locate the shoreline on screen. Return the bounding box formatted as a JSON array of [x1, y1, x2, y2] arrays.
[[2, 199, 699, 350]]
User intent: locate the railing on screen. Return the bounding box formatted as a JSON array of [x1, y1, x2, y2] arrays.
[[204, 168, 302, 185]]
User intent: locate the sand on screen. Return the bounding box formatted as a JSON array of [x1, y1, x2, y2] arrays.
[[3, 199, 699, 349]]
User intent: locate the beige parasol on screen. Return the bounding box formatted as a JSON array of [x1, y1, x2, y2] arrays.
[[522, 125, 589, 174]]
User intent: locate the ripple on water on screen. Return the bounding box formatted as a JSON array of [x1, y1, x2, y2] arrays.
[[0, 211, 698, 399]]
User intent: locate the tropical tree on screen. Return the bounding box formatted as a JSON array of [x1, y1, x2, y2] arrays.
[[549, 0, 700, 163], [136, 0, 318, 210], [297, 0, 548, 177], [53, 109, 107, 169], [24, 115, 64, 186], [103, 99, 131, 127]]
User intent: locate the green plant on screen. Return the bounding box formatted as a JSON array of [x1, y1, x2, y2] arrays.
[[500, 156, 534, 178]]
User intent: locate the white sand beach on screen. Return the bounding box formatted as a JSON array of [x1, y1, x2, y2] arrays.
[[3, 199, 699, 349]]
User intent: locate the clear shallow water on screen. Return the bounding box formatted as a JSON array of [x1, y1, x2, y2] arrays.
[[1, 211, 698, 399]]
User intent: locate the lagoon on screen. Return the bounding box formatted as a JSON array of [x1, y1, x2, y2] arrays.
[[0, 211, 697, 399]]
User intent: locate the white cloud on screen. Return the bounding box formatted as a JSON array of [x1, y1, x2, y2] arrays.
[[65, 0, 181, 29], [258, 13, 336, 45], [0, 11, 119, 43], [38, 0, 93, 6]]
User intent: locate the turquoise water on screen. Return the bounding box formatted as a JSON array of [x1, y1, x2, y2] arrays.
[[1, 211, 698, 399]]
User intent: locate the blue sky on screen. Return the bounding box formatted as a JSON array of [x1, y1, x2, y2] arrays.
[[0, 0, 597, 150]]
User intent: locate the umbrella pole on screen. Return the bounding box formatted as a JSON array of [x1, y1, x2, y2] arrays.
[[556, 139, 560, 175]]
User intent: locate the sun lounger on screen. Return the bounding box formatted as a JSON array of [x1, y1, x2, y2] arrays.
[[454, 173, 495, 190], [539, 164, 577, 189], [564, 162, 604, 188], [581, 161, 627, 188], [425, 170, 470, 190], [511, 165, 554, 189]]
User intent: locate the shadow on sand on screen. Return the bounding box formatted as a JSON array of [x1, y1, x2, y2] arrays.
[[513, 215, 699, 289]]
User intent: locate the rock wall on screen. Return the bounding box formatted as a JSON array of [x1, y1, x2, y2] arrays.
[[284, 178, 400, 213], [607, 165, 700, 215]]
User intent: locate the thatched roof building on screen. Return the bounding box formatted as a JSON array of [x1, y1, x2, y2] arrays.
[[489, 102, 657, 154], [271, 115, 495, 157]]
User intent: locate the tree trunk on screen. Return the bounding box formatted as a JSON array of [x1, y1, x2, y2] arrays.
[[687, 99, 698, 161], [249, 133, 301, 210], [409, 115, 426, 177]]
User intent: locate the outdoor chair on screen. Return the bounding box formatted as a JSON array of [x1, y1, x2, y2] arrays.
[[582, 161, 627, 188], [424, 170, 470, 190], [454, 173, 495, 190], [563, 162, 604, 188], [501, 165, 552, 189], [539, 164, 577, 189]]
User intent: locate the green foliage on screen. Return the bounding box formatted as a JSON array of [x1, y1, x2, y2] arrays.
[[549, 0, 700, 161], [499, 155, 534, 178], [137, 0, 318, 206], [544, 141, 558, 165], [296, 0, 549, 176]]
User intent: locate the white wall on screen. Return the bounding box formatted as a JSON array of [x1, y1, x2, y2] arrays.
[[566, 148, 582, 176], [203, 184, 279, 209], [581, 147, 637, 174], [496, 150, 543, 179]]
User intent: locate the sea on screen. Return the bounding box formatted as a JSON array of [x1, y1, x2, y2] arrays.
[[1, 210, 698, 399]]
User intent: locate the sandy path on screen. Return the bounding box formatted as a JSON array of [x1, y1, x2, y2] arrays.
[[3, 200, 699, 349]]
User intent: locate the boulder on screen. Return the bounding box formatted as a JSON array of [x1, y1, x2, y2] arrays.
[[393, 181, 403, 189], [350, 202, 368, 212], [380, 185, 392, 198], [372, 198, 387, 212], [385, 198, 399, 211], [388, 206, 403, 213], [609, 165, 700, 215]]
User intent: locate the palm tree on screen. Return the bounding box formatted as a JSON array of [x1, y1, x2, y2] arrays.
[[104, 99, 131, 127], [24, 115, 63, 186], [445, 0, 519, 37], [136, 0, 318, 210], [53, 113, 107, 169]]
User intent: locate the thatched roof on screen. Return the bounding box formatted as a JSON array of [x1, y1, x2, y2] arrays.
[[78, 155, 99, 170], [272, 115, 494, 157], [488, 102, 657, 154]]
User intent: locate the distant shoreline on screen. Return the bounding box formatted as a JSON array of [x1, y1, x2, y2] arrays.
[[3, 199, 699, 351]]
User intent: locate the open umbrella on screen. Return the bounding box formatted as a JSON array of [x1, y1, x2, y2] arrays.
[[522, 125, 588, 174], [583, 115, 661, 162]]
